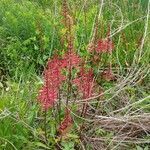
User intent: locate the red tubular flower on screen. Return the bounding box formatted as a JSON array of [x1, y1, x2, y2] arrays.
[[43, 67, 66, 90], [95, 26, 114, 53], [73, 68, 94, 99], [62, 51, 81, 68], [96, 39, 114, 53], [58, 108, 73, 135], [73, 68, 95, 117], [38, 85, 58, 110], [46, 55, 65, 70], [38, 56, 66, 110]]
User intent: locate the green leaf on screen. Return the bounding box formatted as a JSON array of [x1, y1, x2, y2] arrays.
[[34, 142, 51, 149], [61, 141, 75, 150], [144, 146, 149, 150], [136, 146, 143, 150], [67, 134, 79, 139]]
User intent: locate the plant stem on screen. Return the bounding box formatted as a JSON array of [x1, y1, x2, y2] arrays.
[[58, 88, 61, 124], [44, 109, 48, 143]]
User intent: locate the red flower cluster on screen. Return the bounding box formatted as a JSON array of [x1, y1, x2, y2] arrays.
[[38, 85, 58, 110], [58, 108, 73, 135], [62, 51, 81, 68], [88, 28, 114, 53], [38, 52, 82, 110], [38, 56, 66, 110], [73, 68, 94, 98], [45, 57, 66, 88], [95, 38, 114, 53]]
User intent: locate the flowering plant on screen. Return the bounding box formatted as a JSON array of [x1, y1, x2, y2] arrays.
[[37, 0, 116, 147]]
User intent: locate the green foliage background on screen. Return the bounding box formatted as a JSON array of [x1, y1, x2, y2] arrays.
[[0, 0, 149, 80]]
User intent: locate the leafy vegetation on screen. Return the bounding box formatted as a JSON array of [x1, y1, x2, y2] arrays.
[[0, 0, 150, 149]]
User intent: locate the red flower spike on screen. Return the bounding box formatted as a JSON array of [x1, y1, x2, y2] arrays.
[[43, 68, 66, 89], [58, 108, 73, 135], [38, 56, 66, 110], [45, 56, 66, 87], [46, 55, 65, 70], [62, 51, 81, 68], [38, 85, 58, 110], [73, 68, 94, 99], [95, 26, 114, 53], [96, 39, 114, 53]]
